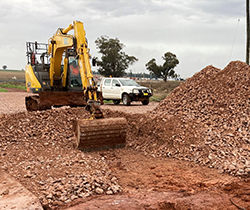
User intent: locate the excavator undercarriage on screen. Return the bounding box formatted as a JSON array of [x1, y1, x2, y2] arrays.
[[25, 91, 87, 111]]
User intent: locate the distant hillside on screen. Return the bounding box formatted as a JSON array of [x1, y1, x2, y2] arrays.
[[0, 70, 25, 82]]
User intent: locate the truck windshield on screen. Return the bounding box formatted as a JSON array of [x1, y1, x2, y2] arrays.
[[119, 79, 140, 86]]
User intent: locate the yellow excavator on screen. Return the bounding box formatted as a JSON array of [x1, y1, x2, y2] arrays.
[[25, 20, 127, 151]]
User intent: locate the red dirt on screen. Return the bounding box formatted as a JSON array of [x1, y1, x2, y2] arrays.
[[0, 169, 43, 209], [1, 62, 250, 210]]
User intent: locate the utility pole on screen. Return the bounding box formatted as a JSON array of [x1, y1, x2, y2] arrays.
[[247, 0, 250, 64]]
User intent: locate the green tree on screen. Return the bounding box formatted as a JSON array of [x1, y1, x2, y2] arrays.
[[95, 36, 138, 77], [146, 52, 179, 82], [2, 65, 7, 70]]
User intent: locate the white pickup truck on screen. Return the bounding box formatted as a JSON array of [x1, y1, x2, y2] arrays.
[[98, 77, 153, 105]]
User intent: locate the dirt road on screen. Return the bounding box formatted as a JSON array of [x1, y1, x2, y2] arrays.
[[0, 92, 158, 115], [0, 91, 249, 210]]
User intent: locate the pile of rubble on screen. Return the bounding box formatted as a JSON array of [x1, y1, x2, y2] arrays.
[[128, 61, 250, 177], [0, 108, 121, 209]]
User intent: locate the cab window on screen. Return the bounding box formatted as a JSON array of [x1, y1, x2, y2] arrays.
[[112, 79, 120, 87], [69, 58, 82, 87], [104, 79, 111, 86]]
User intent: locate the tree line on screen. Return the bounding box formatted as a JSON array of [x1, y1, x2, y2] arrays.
[[94, 36, 179, 82], [92, 70, 157, 79]]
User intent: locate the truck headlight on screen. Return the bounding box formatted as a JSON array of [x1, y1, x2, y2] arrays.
[[133, 89, 140, 93]]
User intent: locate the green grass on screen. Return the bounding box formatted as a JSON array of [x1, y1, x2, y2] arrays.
[[0, 82, 26, 90], [103, 100, 113, 104], [0, 87, 8, 92]]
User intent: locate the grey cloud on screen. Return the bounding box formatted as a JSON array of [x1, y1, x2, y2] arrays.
[[84, 0, 171, 17], [191, 0, 245, 18]]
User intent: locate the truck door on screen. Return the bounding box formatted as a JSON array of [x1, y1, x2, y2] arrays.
[[102, 78, 112, 98], [111, 79, 121, 99]]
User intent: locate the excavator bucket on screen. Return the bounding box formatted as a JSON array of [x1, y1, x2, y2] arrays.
[[74, 117, 127, 152]]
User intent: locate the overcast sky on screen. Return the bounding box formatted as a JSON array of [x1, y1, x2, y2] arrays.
[[0, 0, 246, 78]]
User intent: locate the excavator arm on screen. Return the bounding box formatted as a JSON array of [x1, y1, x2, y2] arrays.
[[48, 21, 102, 118], [69, 21, 102, 118], [47, 30, 74, 88]]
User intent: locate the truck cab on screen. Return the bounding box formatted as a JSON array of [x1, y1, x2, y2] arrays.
[[99, 78, 153, 105]]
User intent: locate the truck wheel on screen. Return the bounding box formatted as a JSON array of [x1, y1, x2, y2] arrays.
[[113, 100, 120, 105], [122, 94, 131, 106], [142, 99, 149, 105]]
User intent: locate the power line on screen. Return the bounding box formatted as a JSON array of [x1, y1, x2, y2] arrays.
[[229, 2, 245, 61], [229, 18, 240, 61]]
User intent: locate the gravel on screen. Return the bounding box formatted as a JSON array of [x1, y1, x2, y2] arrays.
[[0, 108, 122, 209], [126, 61, 250, 177]]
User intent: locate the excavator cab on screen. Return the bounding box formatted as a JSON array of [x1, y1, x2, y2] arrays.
[[25, 42, 50, 93], [25, 21, 127, 151]]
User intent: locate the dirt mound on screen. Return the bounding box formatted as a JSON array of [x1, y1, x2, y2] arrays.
[[0, 108, 122, 209], [128, 61, 250, 177]]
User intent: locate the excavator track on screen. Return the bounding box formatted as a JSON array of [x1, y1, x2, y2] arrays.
[[75, 117, 127, 152], [25, 91, 104, 111], [25, 91, 88, 111], [25, 95, 51, 111]]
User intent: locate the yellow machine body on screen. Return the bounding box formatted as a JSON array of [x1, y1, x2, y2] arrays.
[[25, 64, 41, 93]]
